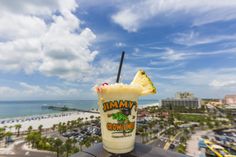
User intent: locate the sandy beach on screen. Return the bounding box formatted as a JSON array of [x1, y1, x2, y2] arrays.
[[0, 111, 99, 132], [139, 102, 160, 108]]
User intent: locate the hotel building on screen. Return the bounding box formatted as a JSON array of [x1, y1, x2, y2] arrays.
[[161, 92, 199, 108]]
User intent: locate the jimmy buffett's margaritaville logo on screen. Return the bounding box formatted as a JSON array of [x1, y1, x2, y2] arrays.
[[103, 100, 137, 138]]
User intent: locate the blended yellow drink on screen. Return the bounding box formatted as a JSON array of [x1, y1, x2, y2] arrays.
[[96, 70, 156, 154]]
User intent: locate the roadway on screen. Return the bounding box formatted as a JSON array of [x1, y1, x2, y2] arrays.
[[148, 136, 167, 148]]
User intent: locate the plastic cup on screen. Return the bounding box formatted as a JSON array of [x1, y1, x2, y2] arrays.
[[97, 84, 141, 154]]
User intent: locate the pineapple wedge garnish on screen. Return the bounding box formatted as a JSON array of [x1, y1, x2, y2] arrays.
[[131, 70, 156, 95]]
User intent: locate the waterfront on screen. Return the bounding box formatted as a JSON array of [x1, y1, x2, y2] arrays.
[[0, 100, 158, 119]]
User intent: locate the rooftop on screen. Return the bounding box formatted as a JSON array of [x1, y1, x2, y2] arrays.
[[71, 143, 190, 157]]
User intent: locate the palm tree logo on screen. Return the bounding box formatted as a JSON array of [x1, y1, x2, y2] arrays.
[[108, 108, 135, 137]]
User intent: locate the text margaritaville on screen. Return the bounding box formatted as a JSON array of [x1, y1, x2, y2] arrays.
[[102, 100, 137, 112]]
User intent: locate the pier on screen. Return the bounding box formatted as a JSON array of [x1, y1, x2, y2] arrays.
[[41, 105, 99, 114]]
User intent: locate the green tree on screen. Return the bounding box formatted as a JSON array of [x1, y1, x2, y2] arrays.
[[64, 139, 73, 157], [15, 124, 21, 136], [5, 131, 13, 145], [141, 132, 145, 143], [38, 125, 43, 133], [28, 126, 33, 133], [54, 138, 63, 157], [71, 138, 77, 147], [52, 124, 57, 131], [144, 132, 149, 142], [26, 131, 41, 148], [183, 128, 190, 135], [9, 126, 13, 131], [190, 126, 195, 133], [199, 121, 204, 129], [0, 127, 5, 140], [79, 140, 84, 151], [215, 121, 220, 128], [180, 136, 187, 143], [177, 144, 186, 154], [207, 121, 213, 129], [58, 123, 67, 134], [84, 138, 91, 148], [159, 122, 164, 130], [168, 113, 174, 126]]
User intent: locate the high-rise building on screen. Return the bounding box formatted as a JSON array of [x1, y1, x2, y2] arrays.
[[224, 95, 236, 105], [161, 92, 199, 108], [175, 92, 194, 99]]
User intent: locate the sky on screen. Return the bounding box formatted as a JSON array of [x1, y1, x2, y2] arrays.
[[0, 0, 236, 100]]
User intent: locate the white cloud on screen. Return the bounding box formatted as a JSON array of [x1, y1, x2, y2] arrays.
[[0, 38, 42, 74], [156, 68, 236, 98], [0, 82, 83, 100], [0, 0, 100, 81], [132, 47, 236, 64], [0, 1, 58, 16], [112, 0, 236, 32], [112, 9, 141, 32], [0, 86, 18, 96], [173, 31, 236, 46], [0, 13, 47, 40], [115, 42, 126, 47], [209, 80, 236, 88], [160, 49, 187, 61]]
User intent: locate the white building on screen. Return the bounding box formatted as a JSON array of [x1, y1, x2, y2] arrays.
[[224, 95, 236, 105], [161, 92, 199, 108]]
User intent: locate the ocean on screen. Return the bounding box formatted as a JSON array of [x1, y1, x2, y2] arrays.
[[0, 100, 159, 119]]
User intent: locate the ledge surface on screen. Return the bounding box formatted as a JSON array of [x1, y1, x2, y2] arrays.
[[71, 143, 190, 157]]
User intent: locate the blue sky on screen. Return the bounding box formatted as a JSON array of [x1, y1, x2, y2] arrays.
[[0, 0, 236, 100]]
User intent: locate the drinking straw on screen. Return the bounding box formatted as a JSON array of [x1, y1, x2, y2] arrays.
[[116, 51, 125, 83]]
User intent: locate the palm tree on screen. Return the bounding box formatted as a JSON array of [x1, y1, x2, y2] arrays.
[[215, 120, 220, 128], [144, 132, 149, 142], [15, 124, 21, 136], [199, 121, 204, 129], [140, 132, 145, 143], [79, 140, 85, 151], [149, 131, 154, 140], [183, 128, 189, 135], [38, 125, 43, 133], [167, 113, 174, 126], [9, 126, 13, 132], [180, 135, 187, 143], [206, 120, 212, 129], [159, 123, 164, 130], [28, 126, 33, 133], [190, 126, 195, 133], [71, 138, 77, 147], [5, 131, 13, 146], [84, 138, 91, 148], [54, 138, 63, 157], [26, 131, 41, 148], [52, 124, 57, 131], [0, 127, 5, 141], [64, 139, 72, 157]]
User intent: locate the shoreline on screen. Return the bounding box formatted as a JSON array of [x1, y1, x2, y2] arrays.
[[0, 111, 99, 132], [0, 102, 159, 120], [139, 102, 160, 108]]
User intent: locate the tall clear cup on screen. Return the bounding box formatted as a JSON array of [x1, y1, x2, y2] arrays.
[[97, 84, 141, 154]]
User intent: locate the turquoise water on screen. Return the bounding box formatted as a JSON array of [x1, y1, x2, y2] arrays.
[[0, 100, 158, 119]]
